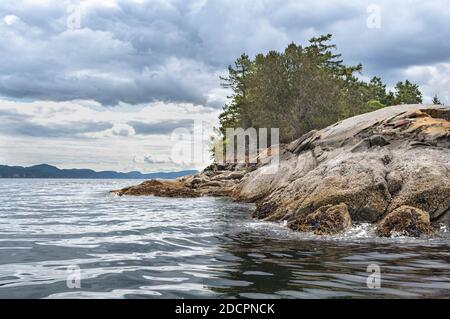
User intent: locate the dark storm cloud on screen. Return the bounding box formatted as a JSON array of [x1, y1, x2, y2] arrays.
[[0, 0, 449, 106], [129, 119, 193, 135]]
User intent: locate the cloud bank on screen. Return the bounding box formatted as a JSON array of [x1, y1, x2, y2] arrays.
[[0, 0, 449, 107], [1, 0, 449, 171]]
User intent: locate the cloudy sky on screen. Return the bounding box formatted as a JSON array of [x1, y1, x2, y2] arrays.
[[0, 0, 449, 172]]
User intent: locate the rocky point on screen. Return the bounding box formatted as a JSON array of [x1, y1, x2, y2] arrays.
[[112, 104, 450, 237]]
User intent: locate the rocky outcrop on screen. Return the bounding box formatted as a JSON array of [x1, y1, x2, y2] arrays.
[[111, 163, 250, 197], [287, 203, 352, 235], [111, 104, 450, 237], [375, 206, 433, 237], [113, 179, 202, 197]]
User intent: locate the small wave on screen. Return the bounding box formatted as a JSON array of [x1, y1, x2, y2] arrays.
[[238, 220, 450, 244]]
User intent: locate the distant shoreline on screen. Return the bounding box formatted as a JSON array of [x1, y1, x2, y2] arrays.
[[0, 164, 197, 180]]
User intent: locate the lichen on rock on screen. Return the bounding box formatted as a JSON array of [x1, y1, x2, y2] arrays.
[[288, 203, 352, 235], [375, 205, 433, 237]]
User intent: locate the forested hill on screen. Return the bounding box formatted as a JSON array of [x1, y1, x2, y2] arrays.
[[217, 34, 435, 145], [0, 164, 197, 179]]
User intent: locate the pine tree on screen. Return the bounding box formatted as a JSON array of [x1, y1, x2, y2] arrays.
[[367, 76, 387, 106], [219, 54, 253, 134], [217, 35, 424, 148], [393, 80, 423, 104]]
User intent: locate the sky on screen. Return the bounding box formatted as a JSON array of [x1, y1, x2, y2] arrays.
[[0, 0, 449, 172]]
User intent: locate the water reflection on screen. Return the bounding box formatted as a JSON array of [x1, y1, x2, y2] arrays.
[[213, 231, 450, 298]]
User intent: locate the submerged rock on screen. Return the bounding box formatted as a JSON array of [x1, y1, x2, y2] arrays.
[[375, 206, 433, 237], [111, 104, 450, 237], [288, 203, 352, 235]]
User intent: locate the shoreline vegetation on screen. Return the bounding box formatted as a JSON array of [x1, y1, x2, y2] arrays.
[[113, 35, 449, 238], [216, 34, 427, 145]]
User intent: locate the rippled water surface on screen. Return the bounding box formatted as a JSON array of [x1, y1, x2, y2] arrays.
[[0, 179, 449, 299]]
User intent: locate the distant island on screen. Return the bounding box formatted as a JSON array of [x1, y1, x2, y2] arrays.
[[0, 164, 197, 179]]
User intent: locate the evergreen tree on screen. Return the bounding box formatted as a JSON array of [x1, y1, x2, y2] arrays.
[[219, 54, 253, 134], [367, 76, 387, 106], [217, 35, 424, 148], [393, 80, 423, 104], [384, 91, 396, 106]]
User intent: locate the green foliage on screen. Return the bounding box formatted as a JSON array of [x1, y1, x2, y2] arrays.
[[393, 80, 423, 104], [367, 76, 394, 106], [367, 99, 386, 111], [219, 53, 253, 134], [218, 35, 423, 145]]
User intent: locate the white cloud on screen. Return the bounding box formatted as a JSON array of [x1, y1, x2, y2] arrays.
[[3, 14, 19, 25], [0, 99, 219, 171], [402, 63, 450, 103]]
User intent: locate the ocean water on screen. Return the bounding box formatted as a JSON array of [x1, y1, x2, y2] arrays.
[[0, 179, 449, 299]]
